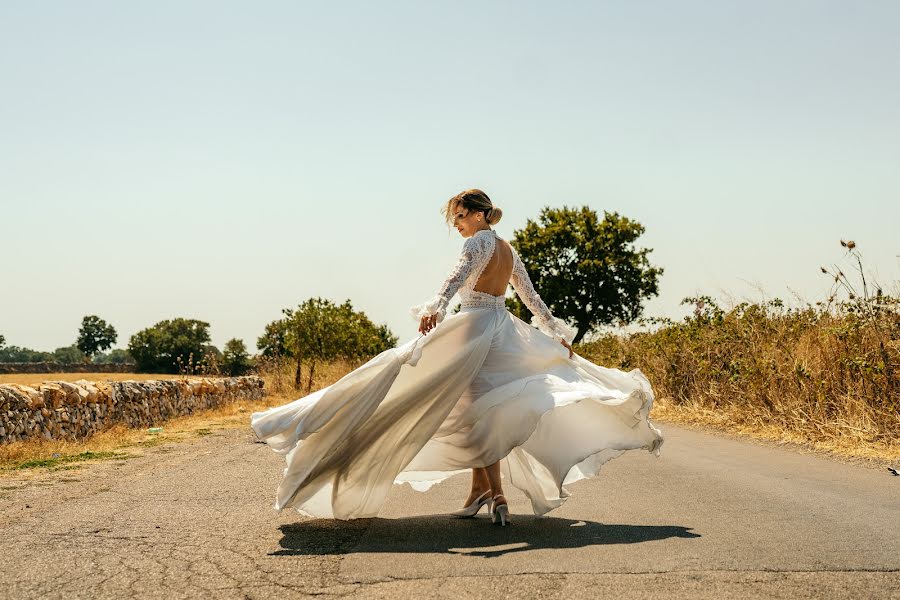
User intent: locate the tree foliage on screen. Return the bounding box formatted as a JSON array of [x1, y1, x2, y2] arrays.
[[76, 315, 118, 358], [0, 342, 89, 364], [508, 206, 662, 344], [92, 348, 134, 365], [261, 297, 398, 391], [52, 345, 87, 364], [257, 319, 289, 358], [0, 345, 53, 363], [127, 318, 213, 373], [222, 338, 252, 376]]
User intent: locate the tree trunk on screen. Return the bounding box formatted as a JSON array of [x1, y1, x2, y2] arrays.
[[294, 357, 303, 389], [306, 360, 316, 393], [573, 318, 589, 345]]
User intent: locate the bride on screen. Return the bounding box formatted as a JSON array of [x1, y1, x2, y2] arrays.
[[250, 189, 664, 525]]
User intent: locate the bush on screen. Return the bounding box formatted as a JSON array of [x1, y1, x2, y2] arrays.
[[579, 288, 899, 446]]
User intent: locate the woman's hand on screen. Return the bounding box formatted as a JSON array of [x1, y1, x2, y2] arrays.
[[560, 339, 574, 359], [419, 314, 438, 335]]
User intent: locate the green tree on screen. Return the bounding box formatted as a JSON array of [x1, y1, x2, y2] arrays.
[[76, 315, 118, 359], [0, 345, 53, 363], [264, 297, 398, 391], [257, 319, 289, 358], [509, 206, 663, 344], [0, 334, 5, 349], [53, 345, 86, 364], [127, 318, 212, 373], [222, 338, 252, 376], [92, 348, 134, 364]]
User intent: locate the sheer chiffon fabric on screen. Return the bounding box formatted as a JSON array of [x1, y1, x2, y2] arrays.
[[250, 303, 664, 520]]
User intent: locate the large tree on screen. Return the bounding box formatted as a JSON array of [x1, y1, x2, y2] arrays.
[[127, 318, 212, 373], [508, 206, 662, 344], [76, 315, 118, 359]]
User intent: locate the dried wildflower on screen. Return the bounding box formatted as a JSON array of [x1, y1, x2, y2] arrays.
[[820, 266, 828, 274], [846, 240, 856, 250]]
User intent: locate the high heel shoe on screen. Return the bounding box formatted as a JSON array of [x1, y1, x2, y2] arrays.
[[450, 490, 493, 518], [491, 493, 510, 526]]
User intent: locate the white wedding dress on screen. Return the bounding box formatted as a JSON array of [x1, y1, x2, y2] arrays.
[[250, 228, 664, 520]]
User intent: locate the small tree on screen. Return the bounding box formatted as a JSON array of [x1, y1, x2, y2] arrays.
[[92, 349, 134, 364], [257, 319, 289, 358], [509, 206, 663, 344], [77, 315, 118, 359], [53, 345, 86, 364], [265, 297, 398, 391], [222, 338, 252, 376], [0, 334, 5, 349]]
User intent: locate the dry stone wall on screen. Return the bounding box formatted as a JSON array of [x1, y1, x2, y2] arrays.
[[0, 376, 265, 444]]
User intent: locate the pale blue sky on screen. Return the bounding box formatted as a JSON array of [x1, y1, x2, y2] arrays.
[[1, 1, 898, 353]]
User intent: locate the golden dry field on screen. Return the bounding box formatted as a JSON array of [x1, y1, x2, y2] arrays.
[[0, 372, 187, 386]]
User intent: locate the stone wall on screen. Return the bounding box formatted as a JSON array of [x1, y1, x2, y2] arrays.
[[0, 362, 135, 374], [0, 376, 265, 444]]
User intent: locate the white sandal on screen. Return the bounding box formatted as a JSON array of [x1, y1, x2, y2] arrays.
[[491, 493, 510, 526], [450, 489, 493, 518]]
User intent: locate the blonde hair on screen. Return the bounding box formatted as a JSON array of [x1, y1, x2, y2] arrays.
[[440, 188, 503, 228]]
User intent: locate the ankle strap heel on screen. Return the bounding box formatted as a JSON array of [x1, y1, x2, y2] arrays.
[[491, 494, 510, 526]]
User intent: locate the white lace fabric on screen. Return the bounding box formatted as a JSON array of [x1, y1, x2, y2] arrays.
[[410, 229, 578, 344]]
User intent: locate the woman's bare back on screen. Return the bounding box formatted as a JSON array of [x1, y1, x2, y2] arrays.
[[472, 236, 513, 296]]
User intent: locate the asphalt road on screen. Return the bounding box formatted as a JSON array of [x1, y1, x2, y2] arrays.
[[1, 423, 898, 599]]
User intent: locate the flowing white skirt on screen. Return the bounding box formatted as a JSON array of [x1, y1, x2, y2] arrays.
[[250, 304, 664, 520]]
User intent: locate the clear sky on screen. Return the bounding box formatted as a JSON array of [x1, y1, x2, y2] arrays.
[[1, 1, 898, 353]]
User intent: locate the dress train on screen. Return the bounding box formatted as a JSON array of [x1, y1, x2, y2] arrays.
[[250, 303, 663, 520]]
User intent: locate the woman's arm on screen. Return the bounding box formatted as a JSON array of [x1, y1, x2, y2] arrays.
[[509, 247, 578, 345], [410, 235, 481, 328]]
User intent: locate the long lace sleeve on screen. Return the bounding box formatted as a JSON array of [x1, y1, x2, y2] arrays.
[[509, 248, 578, 344], [409, 236, 480, 324]]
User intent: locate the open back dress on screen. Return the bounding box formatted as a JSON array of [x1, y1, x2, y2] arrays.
[[250, 228, 664, 519]]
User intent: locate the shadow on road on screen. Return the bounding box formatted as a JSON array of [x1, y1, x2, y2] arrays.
[[275, 515, 699, 557]]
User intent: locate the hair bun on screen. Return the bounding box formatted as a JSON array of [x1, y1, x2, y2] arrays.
[[487, 206, 503, 225]]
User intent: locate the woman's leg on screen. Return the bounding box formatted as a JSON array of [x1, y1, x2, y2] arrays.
[[484, 461, 505, 506], [463, 467, 491, 506], [485, 460, 509, 524]]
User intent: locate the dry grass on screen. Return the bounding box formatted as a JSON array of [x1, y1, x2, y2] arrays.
[[650, 397, 900, 465], [0, 372, 187, 386], [579, 293, 900, 465]]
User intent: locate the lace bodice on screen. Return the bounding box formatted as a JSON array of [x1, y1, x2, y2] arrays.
[[410, 229, 578, 344]]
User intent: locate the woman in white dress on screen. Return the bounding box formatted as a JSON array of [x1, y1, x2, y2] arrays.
[[250, 189, 663, 525]]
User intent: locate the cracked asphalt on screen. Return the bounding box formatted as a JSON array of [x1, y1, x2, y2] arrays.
[[1, 423, 898, 599]]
